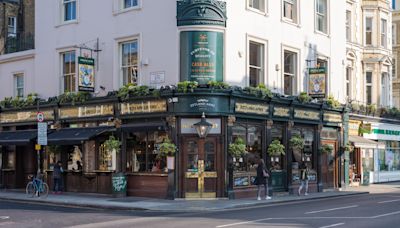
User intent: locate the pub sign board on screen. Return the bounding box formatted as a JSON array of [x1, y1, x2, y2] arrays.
[[180, 31, 224, 85], [174, 96, 229, 114], [78, 57, 95, 92], [308, 67, 326, 98]]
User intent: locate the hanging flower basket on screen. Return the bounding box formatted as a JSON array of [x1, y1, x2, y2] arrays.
[[321, 144, 334, 153], [228, 138, 247, 159]]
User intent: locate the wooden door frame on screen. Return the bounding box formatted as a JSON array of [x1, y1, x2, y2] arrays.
[[179, 135, 224, 198], [321, 140, 339, 189]]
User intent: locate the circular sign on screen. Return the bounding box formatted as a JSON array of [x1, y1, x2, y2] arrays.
[[37, 112, 44, 122]]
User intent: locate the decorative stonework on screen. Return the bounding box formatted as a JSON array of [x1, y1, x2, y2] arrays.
[[177, 0, 227, 27]]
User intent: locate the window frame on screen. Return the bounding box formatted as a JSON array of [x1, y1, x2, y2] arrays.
[[61, 50, 77, 93], [62, 0, 77, 23], [366, 71, 373, 105], [248, 38, 267, 87], [365, 17, 373, 46], [381, 72, 389, 106], [119, 39, 139, 86], [345, 67, 352, 100], [392, 24, 397, 46], [13, 73, 24, 98], [282, 0, 298, 24], [247, 0, 268, 15], [381, 18, 387, 48], [123, 0, 138, 9], [315, 0, 328, 34], [7, 17, 16, 38], [346, 10, 351, 42], [283, 49, 298, 96]]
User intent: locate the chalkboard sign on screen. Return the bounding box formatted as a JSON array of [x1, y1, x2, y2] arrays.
[[362, 171, 370, 186], [308, 173, 317, 182], [112, 173, 127, 196], [234, 176, 250, 187]]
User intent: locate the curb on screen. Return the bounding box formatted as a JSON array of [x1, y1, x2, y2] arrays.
[[0, 191, 369, 212]]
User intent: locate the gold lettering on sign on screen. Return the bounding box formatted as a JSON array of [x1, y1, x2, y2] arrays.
[[294, 109, 320, 120], [349, 120, 361, 136], [324, 113, 342, 123], [235, 103, 268, 115], [59, 104, 114, 119], [0, 110, 54, 123], [120, 100, 166, 115], [274, 107, 290, 117]]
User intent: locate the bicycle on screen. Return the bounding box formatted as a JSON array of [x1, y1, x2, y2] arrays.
[[26, 174, 49, 198]]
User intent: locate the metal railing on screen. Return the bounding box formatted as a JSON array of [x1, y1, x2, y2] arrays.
[[4, 33, 34, 54]]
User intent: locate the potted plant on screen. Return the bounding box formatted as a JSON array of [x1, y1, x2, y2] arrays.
[[298, 92, 312, 103], [321, 144, 333, 153], [158, 138, 177, 172], [267, 140, 285, 162], [344, 143, 354, 153], [228, 138, 247, 162], [289, 135, 305, 162], [103, 136, 122, 171]]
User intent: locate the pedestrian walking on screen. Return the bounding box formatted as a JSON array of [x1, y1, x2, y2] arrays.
[[298, 162, 309, 196], [254, 159, 271, 200], [53, 161, 64, 194]]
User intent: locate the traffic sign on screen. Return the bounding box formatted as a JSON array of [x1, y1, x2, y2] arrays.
[[37, 112, 45, 122], [37, 122, 47, 146]]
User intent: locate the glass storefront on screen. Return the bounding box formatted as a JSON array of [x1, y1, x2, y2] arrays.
[[378, 141, 400, 171]]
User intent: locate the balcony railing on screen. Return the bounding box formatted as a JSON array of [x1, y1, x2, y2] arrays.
[[4, 33, 34, 54]]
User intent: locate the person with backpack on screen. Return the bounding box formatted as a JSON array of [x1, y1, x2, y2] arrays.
[[255, 158, 271, 200]]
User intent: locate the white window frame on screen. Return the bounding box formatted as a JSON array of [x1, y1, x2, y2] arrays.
[[393, 58, 396, 79], [119, 39, 139, 86], [346, 10, 351, 42], [381, 18, 387, 48], [61, 0, 78, 23], [13, 73, 24, 98], [315, 0, 328, 34], [61, 50, 77, 93], [247, 0, 268, 15], [392, 24, 397, 46], [282, 0, 299, 24], [7, 17, 16, 38], [365, 17, 373, 46], [113, 0, 141, 15], [365, 71, 373, 105], [282, 48, 299, 95], [345, 67, 352, 100], [247, 36, 267, 87], [381, 72, 389, 106]]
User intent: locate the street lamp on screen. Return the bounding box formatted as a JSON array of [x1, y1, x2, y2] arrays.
[[193, 112, 213, 138]]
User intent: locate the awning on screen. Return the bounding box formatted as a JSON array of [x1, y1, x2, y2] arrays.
[[121, 122, 166, 132], [0, 130, 37, 145], [349, 135, 385, 149], [47, 127, 112, 145]]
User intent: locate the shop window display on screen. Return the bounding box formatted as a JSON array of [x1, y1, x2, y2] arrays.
[[3, 147, 15, 170], [291, 127, 315, 169], [378, 141, 400, 171], [67, 146, 83, 171], [46, 146, 62, 171], [99, 144, 116, 171], [126, 131, 168, 173]]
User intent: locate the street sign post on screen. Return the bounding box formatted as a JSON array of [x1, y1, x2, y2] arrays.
[[37, 112, 44, 122], [37, 122, 47, 146]]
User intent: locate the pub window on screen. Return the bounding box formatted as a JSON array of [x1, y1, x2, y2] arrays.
[[99, 143, 116, 171], [126, 131, 168, 173], [61, 50, 76, 93], [46, 146, 62, 171], [284, 50, 297, 95], [381, 19, 387, 48], [120, 40, 138, 86], [291, 127, 315, 169], [3, 146, 15, 170], [67, 146, 83, 171], [248, 0, 266, 13], [14, 73, 24, 98], [249, 41, 265, 87], [366, 72, 372, 104], [62, 0, 77, 22], [270, 124, 284, 171], [365, 17, 373, 45], [231, 123, 262, 171], [315, 0, 328, 34], [283, 0, 298, 23]]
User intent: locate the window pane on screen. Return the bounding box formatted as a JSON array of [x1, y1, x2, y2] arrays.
[[284, 75, 293, 95], [366, 72, 372, 83], [124, 0, 138, 8], [366, 86, 372, 104], [249, 42, 261, 67], [204, 141, 215, 171], [64, 1, 76, 21]]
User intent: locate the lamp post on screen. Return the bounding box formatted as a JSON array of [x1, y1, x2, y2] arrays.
[[193, 112, 213, 138]]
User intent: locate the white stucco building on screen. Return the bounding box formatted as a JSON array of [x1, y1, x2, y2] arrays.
[[0, 0, 348, 102]]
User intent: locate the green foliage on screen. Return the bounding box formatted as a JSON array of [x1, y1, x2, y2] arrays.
[[289, 135, 305, 151], [228, 137, 247, 158], [0, 97, 13, 108], [244, 84, 273, 99], [389, 107, 400, 117], [104, 135, 122, 153], [117, 83, 158, 101], [0, 93, 39, 109], [298, 92, 311, 103], [267, 140, 285, 157], [177, 81, 198, 93], [366, 104, 377, 114], [207, 81, 229, 89], [57, 92, 91, 105], [351, 103, 360, 111], [326, 95, 341, 109], [344, 143, 354, 152], [320, 144, 333, 153], [158, 138, 177, 157]]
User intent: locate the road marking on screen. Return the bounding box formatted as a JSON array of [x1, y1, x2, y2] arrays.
[[372, 210, 400, 218], [319, 223, 345, 228], [378, 199, 400, 204], [216, 218, 273, 228], [305, 205, 358, 214]]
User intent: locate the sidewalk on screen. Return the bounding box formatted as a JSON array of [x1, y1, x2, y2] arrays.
[[1, 183, 396, 212]]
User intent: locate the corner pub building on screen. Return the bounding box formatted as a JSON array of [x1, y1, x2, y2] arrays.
[[0, 0, 346, 199]]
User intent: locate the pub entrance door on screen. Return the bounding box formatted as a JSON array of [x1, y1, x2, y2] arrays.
[[180, 136, 223, 198], [321, 140, 338, 189]]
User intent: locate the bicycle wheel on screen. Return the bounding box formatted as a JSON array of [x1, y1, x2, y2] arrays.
[[40, 183, 49, 198], [26, 182, 35, 197]]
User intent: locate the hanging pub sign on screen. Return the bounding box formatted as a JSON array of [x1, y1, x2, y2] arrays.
[[180, 31, 224, 85], [308, 67, 326, 98], [78, 57, 95, 92]]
